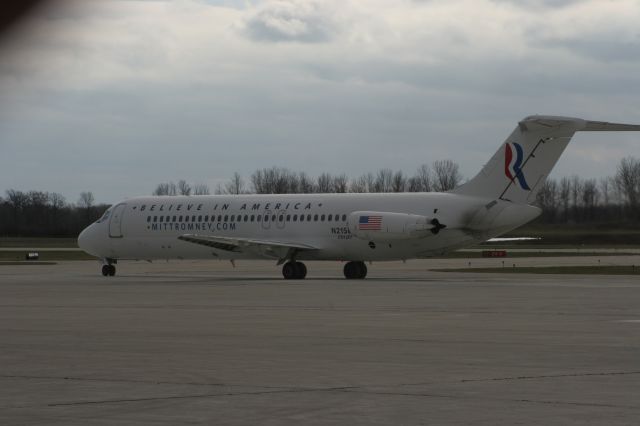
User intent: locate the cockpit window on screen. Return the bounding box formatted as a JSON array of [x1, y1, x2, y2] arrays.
[[96, 208, 111, 223]]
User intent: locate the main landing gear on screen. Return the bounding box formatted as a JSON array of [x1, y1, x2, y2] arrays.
[[101, 259, 117, 276], [282, 261, 307, 279], [343, 261, 367, 279], [281, 260, 368, 279]]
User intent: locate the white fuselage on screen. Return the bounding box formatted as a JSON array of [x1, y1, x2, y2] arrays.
[[78, 192, 541, 262]]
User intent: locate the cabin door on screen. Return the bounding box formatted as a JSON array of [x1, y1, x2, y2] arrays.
[[108, 204, 126, 238]]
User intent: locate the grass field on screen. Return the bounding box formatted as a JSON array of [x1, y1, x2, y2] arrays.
[[0, 249, 636, 263], [0, 251, 96, 261], [502, 223, 640, 245], [0, 238, 78, 248], [434, 265, 640, 275]]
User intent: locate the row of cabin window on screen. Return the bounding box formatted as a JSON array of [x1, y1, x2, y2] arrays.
[[147, 213, 349, 224]]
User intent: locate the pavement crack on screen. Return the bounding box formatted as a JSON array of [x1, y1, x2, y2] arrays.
[[0, 374, 227, 387], [458, 370, 640, 383], [335, 389, 640, 410], [44, 386, 357, 408]]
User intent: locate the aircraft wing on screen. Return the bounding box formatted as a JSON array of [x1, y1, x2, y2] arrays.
[[178, 234, 318, 262]]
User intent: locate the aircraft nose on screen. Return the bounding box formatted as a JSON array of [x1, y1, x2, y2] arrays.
[[78, 224, 101, 257]]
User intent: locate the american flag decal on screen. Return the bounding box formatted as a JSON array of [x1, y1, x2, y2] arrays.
[[359, 215, 382, 231]]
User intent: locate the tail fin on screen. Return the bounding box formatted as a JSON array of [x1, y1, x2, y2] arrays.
[[452, 115, 640, 204]]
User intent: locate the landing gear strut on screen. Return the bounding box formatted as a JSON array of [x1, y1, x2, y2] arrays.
[[344, 261, 367, 279], [282, 261, 307, 279]]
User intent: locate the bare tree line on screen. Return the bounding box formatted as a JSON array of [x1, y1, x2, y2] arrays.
[[166, 160, 463, 196], [153, 179, 210, 196], [535, 157, 640, 223], [0, 190, 108, 237]]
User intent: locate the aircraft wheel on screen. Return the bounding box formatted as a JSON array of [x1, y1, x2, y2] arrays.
[[102, 264, 116, 277], [294, 262, 307, 279], [283, 261, 307, 279], [282, 262, 296, 279], [344, 261, 367, 279]]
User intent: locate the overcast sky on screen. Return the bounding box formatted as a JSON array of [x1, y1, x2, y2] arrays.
[[1, 0, 639, 204]]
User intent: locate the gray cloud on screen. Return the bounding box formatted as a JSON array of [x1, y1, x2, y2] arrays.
[[537, 38, 640, 63], [491, 0, 585, 8], [244, 0, 336, 43]]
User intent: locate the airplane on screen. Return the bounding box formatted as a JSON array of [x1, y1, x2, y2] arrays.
[[78, 115, 640, 279]]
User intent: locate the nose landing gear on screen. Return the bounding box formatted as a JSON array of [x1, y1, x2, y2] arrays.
[[101, 259, 117, 276]]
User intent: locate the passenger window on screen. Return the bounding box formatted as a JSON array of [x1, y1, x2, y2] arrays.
[[153, 216, 158, 222], [204, 215, 208, 221], [244, 215, 249, 222], [257, 214, 262, 222], [179, 215, 183, 222], [278, 214, 284, 222], [224, 215, 228, 222], [320, 214, 325, 221], [293, 214, 298, 221], [217, 215, 222, 222], [251, 215, 255, 222], [335, 214, 340, 222], [313, 214, 318, 221], [159, 216, 164, 223], [272, 215, 276, 222], [198, 215, 202, 222], [147, 216, 151, 222], [307, 214, 312, 221], [342, 214, 347, 221], [230, 215, 235, 222], [286, 214, 291, 222], [328, 214, 332, 221], [185, 216, 190, 222], [300, 215, 304, 222], [192, 215, 196, 222], [173, 216, 177, 222], [264, 215, 269, 222]]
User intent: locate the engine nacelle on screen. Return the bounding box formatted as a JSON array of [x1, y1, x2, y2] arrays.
[[348, 211, 445, 241]]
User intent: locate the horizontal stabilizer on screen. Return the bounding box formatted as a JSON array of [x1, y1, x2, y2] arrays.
[[518, 115, 640, 132], [582, 120, 640, 132]]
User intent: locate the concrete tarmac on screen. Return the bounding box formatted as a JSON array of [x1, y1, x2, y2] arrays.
[[1, 259, 639, 425]]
